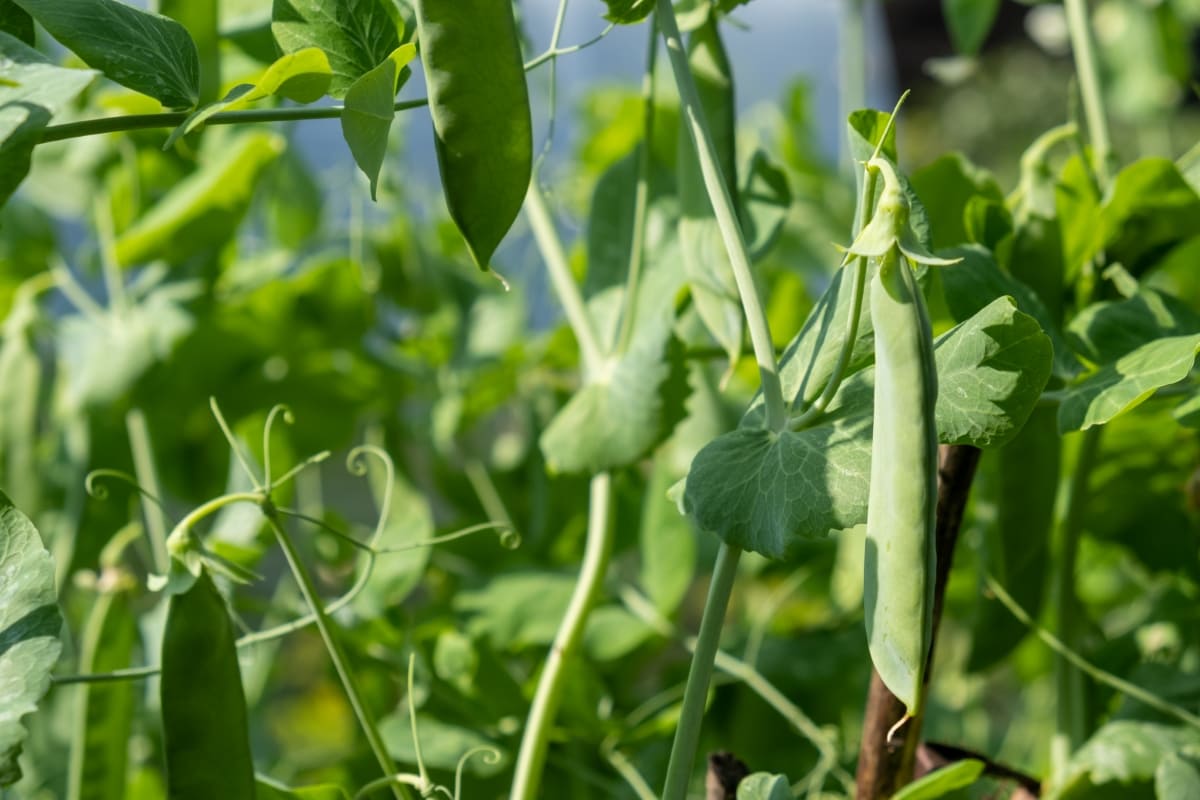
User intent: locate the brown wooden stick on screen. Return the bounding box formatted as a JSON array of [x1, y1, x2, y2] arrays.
[[855, 444, 982, 799], [706, 751, 749, 800]]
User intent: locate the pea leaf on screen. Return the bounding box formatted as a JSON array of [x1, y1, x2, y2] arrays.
[[165, 47, 334, 149], [0, 0, 33, 45], [256, 777, 351, 800], [341, 44, 417, 200], [683, 297, 1052, 558], [159, 0, 218, 104], [13, 0, 198, 109], [416, 0, 532, 269], [115, 132, 285, 267], [892, 759, 984, 799], [271, 0, 402, 99], [942, 0, 999, 55], [740, 149, 792, 260], [940, 244, 1079, 379], [0, 493, 61, 787], [0, 32, 96, 209], [1156, 752, 1200, 800], [1057, 334, 1200, 433], [736, 773, 792, 800], [910, 153, 1003, 249], [602, 0, 654, 24], [1067, 289, 1200, 366], [68, 586, 137, 800], [540, 259, 690, 474], [1055, 721, 1200, 798], [1096, 158, 1200, 273]]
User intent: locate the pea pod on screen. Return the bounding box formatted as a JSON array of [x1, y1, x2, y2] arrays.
[[67, 572, 137, 800], [414, 0, 532, 270], [161, 568, 255, 800], [848, 157, 953, 718]]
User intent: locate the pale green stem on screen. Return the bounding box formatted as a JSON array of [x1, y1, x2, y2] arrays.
[[602, 746, 659, 800], [1063, 0, 1113, 185], [1051, 426, 1102, 775], [464, 460, 514, 530], [125, 409, 169, 574], [615, 20, 659, 356], [509, 473, 615, 800], [657, 0, 785, 432], [986, 574, 1200, 730], [525, 181, 605, 372], [523, 25, 615, 71], [264, 511, 409, 800], [38, 99, 430, 144], [661, 542, 742, 800]]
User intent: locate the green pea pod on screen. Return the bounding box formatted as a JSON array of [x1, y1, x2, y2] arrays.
[[68, 576, 137, 800], [864, 246, 938, 719], [414, 0, 532, 270], [161, 568, 255, 799]]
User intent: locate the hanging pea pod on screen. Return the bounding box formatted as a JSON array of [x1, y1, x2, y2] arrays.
[[847, 156, 957, 718], [161, 567, 255, 800], [414, 0, 532, 270], [67, 566, 138, 800]]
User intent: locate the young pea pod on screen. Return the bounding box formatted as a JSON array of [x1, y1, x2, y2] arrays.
[[161, 568, 255, 800], [849, 157, 956, 718], [414, 0, 532, 270], [68, 571, 137, 800]]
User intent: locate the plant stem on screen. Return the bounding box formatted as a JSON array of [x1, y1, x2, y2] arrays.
[[1051, 426, 1102, 775], [615, 20, 659, 356], [509, 473, 615, 800], [125, 409, 169, 574], [525, 180, 605, 372], [657, 0, 785, 432], [36, 99, 430, 144], [1063, 0, 1113, 185], [264, 511, 409, 800], [661, 541, 742, 800]]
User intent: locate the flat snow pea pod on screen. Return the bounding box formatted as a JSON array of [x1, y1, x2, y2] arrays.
[[414, 0, 532, 270], [161, 567, 255, 800], [863, 246, 939, 720]]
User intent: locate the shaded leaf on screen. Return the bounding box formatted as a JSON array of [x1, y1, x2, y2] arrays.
[[910, 153, 1003, 249], [256, 777, 351, 800], [737, 772, 791, 800], [1055, 721, 1200, 799], [1156, 752, 1200, 800], [0, 491, 62, 787], [0, 1, 32, 45], [602, 0, 654, 24], [943, 0, 1000, 55], [1097, 158, 1200, 273], [379, 713, 507, 777], [341, 44, 416, 200], [271, 0, 402, 99], [0, 32, 95, 209], [893, 759, 985, 799], [14, 0, 198, 108], [114, 132, 285, 267], [1067, 289, 1200, 366], [1057, 334, 1200, 433]]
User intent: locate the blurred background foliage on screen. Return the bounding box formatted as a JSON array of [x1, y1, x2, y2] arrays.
[[2, 0, 1200, 798]]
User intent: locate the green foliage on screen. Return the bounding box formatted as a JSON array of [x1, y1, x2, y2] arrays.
[[892, 759, 984, 799], [271, 0, 403, 99], [0, 492, 61, 787], [341, 44, 417, 199], [13, 0, 198, 108]]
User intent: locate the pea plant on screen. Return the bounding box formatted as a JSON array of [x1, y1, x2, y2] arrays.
[[2, 0, 1200, 799]]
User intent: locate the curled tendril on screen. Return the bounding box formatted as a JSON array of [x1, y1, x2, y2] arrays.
[[262, 404, 295, 490], [209, 397, 263, 491], [454, 747, 502, 800], [374, 522, 518, 555], [347, 444, 395, 547], [85, 469, 168, 511]]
